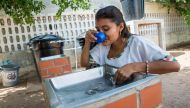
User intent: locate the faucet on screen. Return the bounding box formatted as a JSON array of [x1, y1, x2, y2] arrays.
[[104, 65, 118, 85]]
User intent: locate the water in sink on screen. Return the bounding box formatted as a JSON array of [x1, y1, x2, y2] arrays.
[[56, 77, 118, 104], [56, 77, 136, 105], [54, 67, 145, 105]]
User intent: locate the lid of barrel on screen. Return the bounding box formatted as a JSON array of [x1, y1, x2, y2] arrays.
[[29, 34, 63, 44], [0, 64, 20, 70]]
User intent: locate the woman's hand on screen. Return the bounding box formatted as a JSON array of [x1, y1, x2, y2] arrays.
[[81, 29, 98, 67], [85, 30, 97, 45], [114, 63, 146, 85], [114, 60, 180, 85]]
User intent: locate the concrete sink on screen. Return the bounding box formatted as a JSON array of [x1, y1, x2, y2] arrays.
[[43, 66, 159, 108]]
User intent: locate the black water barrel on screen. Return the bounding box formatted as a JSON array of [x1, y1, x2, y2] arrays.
[[121, 0, 144, 21], [28, 34, 64, 58]]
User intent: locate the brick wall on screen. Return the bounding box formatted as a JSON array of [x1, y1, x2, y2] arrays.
[[102, 82, 162, 108], [140, 82, 162, 108], [103, 94, 138, 108], [38, 56, 72, 79], [82, 79, 162, 108]]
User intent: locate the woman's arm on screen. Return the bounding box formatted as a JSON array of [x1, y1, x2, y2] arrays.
[[115, 61, 180, 84], [115, 36, 181, 84], [80, 30, 97, 67], [80, 43, 91, 67], [134, 61, 180, 74]]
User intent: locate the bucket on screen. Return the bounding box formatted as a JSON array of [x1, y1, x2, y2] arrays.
[[0, 64, 20, 87]]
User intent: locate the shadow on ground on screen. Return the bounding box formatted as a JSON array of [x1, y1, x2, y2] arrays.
[[0, 76, 46, 108]]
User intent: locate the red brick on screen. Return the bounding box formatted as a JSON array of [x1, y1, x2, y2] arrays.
[[42, 75, 52, 79], [40, 69, 48, 77], [48, 66, 63, 75], [38, 60, 54, 69], [103, 94, 137, 108], [62, 65, 72, 73], [54, 57, 70, 66], [140, 82, 162, 108]]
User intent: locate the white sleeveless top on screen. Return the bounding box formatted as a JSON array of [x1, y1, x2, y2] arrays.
[[90, 35, 169, 68]]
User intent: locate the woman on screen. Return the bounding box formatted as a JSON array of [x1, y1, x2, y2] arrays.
[[81, 6, 180, 84]]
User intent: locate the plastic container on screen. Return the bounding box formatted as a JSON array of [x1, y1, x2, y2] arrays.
[[0, 64, 20, 87]]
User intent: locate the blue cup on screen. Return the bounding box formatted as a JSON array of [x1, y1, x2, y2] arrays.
[[95, 32, 107, 43]]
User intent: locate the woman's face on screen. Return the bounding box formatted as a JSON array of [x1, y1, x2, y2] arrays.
[[96, 18, 123, 46]]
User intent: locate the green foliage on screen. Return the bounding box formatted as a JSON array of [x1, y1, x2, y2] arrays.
[[0, 0, 90, 24], [0, 0, 45, 24], [51, 0, 90, 19], [151, 0, 190, 25]]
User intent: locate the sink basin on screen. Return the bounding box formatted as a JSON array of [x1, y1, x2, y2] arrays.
[[43, 66, 159, 108]]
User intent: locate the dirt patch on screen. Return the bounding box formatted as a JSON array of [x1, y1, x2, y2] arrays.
[[0, 78, 46, 108], [161, 67, 190, 108], [161, 45, 190, 108]]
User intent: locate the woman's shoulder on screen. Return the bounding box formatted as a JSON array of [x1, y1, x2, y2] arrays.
[[130, 35, 148, 42], [128, 35, 164, 53], [129, 35, 153, 45]]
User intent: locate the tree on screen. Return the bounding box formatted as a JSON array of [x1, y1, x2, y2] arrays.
[[150, 0, 190, 25], [52, 0, 90, 18], [0, 0, 90, 24]]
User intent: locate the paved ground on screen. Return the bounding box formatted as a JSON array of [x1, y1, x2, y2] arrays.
[[0, 45, 190, 108]]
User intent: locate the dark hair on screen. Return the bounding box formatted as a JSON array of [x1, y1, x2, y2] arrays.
[[95, 6, 131, 39]]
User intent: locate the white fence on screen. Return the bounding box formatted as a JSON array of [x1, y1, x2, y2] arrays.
[[0, 11, 96, 53], [144, 13, 189, 33]]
